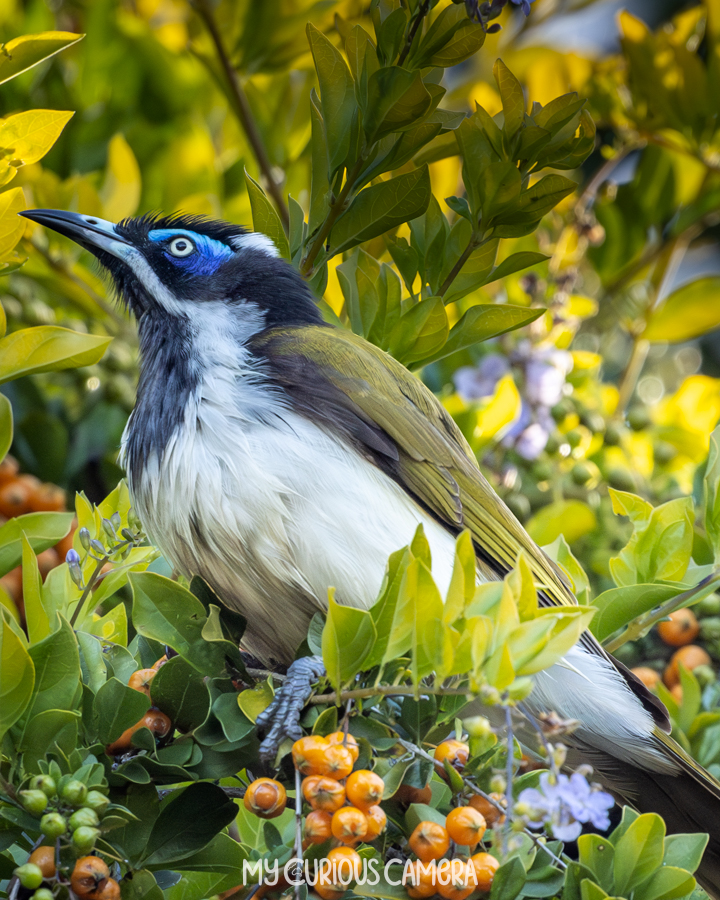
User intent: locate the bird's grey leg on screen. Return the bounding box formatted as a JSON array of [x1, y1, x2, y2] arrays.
[[256, 655, 326, 764]]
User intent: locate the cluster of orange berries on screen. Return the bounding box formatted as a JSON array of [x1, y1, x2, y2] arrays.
[[632, 608, 712, 702], [105, 657, 172, 755], [0, 454, 75, 617], [17, 850, 119, 900]]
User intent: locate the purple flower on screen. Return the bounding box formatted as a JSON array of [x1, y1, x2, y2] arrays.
[[66, 549, 80, 566], [518, 772, 614, 842], [510, 0, 535, 15], [454, 354, 510, 401]]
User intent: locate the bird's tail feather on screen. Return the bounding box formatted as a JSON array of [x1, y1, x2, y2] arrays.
[[591, 729, 720, 899]]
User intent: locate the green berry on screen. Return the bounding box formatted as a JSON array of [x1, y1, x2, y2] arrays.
[[607, 467, 637, 492], [698, 594, 720, 617], [60, 779, 88, 807], [40, 812, 67, 839], [29, 775, 57, 798], [571, 462, 593, 486], [14, 863, 43, 890], [654, 441, 677, 464], [69, 807, 100, 830], [19, 789, 49, 815], [603, 422, 622, 446], [32, 890, 55, 900], [581, 411, 605, 434], [565, 429, 583, 448], [72, 826, 101, 852], [463, 716, 492, 739], [84, 790, 110, 816], [627, 405, 651, 431]]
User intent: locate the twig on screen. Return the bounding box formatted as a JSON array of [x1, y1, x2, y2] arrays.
[[294, 767, 303, 900], [503, 706, 514, 856], [300, 158, 365, 277], [574, 142, 642, 216], [398, 0, 432, 67], [192, 0, 289, 229], [438, 233, 485, 299], [309, 685, 474, 705], [604, 570, 720, 653]]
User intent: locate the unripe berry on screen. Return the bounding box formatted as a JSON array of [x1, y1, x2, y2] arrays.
[[19, 789, 49, 815], [84, 790, 110, 816], [72, 826, 101, 852], [32, 890, 55, 900], [14, 863, 43, 890], [69, 808, 100, 830], [29, 775, 57, 798], [61, 779, 88, 806], [40, 812, 67, 838]]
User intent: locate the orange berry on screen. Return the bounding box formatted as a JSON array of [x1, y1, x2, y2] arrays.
[[345, 770, 385, 811], [292, 735, 331, 776], [304, 809, 333, 844], [96, 879, 121, 900], [469, 852, 500, 892], [404, 860, 438, 899], [438, 861, 475, 900], [468, 793, 506, 826], [0, 455, 19, 484], [28, 846, 56, 878], [0, 479, 31, 518], [302, 775, 346, 812], [152, 655, 168, 671], [331, 806, 368, 844], [363, 804, 387, 840], [1, 566, 22, 602], [27, 482, 66, 512], [325, 744, 355, 780], [313, 884, 345, 900], [658, 609, 699, 647], [630, 666, 660, 689], [244, 778, 287, 819], [70, 856, 110, 899], [128, 668, 157, 698], [445, 805, 486, 847], [326, 731, 360, 763], [671, 683, 683, 703], [105, 708, 172, 755], [664, 645, 711, 688], [326, 846, 361, 884], [433, 740, 469, 779], [408, 821, 450, 862]]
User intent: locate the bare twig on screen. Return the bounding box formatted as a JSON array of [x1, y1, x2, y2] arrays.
[[438, 233, 485, 299], [309, 685, 473, 705], [192, 0, 289, 229], [398, 0, 432, 67], [294, 767, 303, 900]]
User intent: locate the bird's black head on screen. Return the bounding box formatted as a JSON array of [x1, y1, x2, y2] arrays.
[[19, 209, 323, 329]]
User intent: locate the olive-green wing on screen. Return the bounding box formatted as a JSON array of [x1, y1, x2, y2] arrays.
[[255, 324, 576, 607]]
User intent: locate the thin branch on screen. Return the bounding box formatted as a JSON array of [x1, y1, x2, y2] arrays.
[[438, 233, 484, 298], [503, 706, 514, 856], [574, 142, 642, 217], [192, 0, 289, 230], [604, 570, 720, 653], [299, 157, 364, 277], [398, 0, 432, 67], [294, 767, 303, 900], [309, 684, 474, 705]]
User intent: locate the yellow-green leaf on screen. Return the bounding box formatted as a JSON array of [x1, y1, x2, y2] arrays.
[[0, 393, 12, 461], [101, 133, 141, 221], [22, 534, 50, 644], [527, 499, 597, 545], [244, 169, 290, 260], [644, 278, 720, 343], [0, 187, 26, 258], [323, 589, 376, 691], [0, 32, 83, 86], [0, 109, 73, 166], [0, 326, 111, 385], [0, 613, 35, 743]]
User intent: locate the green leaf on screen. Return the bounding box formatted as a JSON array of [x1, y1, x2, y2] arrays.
[[0, 326, 111, 384], [645, 278, 720, 343], [0, 511, 74, 577], [330, 165, 431, 255], [387, 297, 448, 367], [93, 677, 151, 743], [527, 500, 597, 545], [487, 252, 549, 284], [364, 547, 411, 669], [0, 614, 34, 743], [130, 573, 230, 676], [413, 5, 484, 68], [418, 304, 543, 367], [662, 833, 708, 874], [0, 187, 27, 257], [141, 783, 238, 867], [307, 23, 355, 178], [244, 169, 289, 260], [490, 857, 527, 900], [578, 834, 615, 893], [613, 813, 666, 896], [0, 32, 83, 85], [634, 867, 696, 900], [704, 426, 720, 562], [16, 707, 80, 768], [119, 869, 163, 900], [169, 832, 249, 873], [22, 533, 50, 644], [590, 584, 685, 642], [322, 589, 376, 691], [150, 655, 210, 733], [0, 392, 12, 462], [364, 67, 433, 141], [494, 59, 525, 137]]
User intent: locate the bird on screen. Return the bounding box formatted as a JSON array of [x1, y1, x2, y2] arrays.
[[20, 208, 720, 892]]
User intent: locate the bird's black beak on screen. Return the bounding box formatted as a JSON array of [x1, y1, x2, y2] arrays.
[[20, 209, 132, 259]]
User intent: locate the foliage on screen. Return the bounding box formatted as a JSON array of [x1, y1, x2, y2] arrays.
[[3, 0, 720, 899]]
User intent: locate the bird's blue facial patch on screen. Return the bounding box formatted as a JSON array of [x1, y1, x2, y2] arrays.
[[148, 228, 234, 276]]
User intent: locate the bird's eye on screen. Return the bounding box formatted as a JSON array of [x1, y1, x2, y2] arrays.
[[168, 237, 195, 258]]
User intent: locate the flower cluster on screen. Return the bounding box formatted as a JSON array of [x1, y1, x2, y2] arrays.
[[455, 0, 537, 32], [517, 771, 614, 842]]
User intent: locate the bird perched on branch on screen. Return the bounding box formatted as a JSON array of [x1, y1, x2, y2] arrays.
[[21, 209, 720, 894]]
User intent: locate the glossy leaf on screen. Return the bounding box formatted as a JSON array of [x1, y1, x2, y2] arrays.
[[613, 813, 666, 896], [22, 534, 50, 644], [94, 677, 151, 743], [322, 588, 376, 691], [0, 109, 73, 166], [0, 614, 34, 743], [364, 67, 432, 141], [0, 187, 26, 258], [245, 169, 290, 260], [0, 511, 74, 578], [0, 325, 111, 384], [645, 277, 720, 342], [0, 31, 83, 85], [527, 500, 597, 546], [0, 394, 12, 472]]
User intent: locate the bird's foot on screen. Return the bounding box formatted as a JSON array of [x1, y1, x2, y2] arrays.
[[256, 655, 326, 765]]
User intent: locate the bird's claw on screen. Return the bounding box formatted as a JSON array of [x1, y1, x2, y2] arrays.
[[257, 655, 326, 765]]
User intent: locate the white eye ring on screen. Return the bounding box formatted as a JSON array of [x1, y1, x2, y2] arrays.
[[168, 237, 195, 257]]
